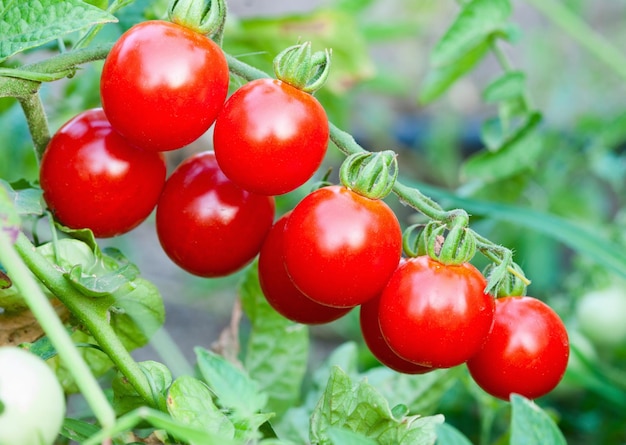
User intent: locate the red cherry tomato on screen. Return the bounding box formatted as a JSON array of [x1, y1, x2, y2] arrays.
[[39, 108, 166, 238], [283, 185, 402, 308], [156, 151, 275, 277], [213, 78, 329, 195], [258, 212, 351, 324], [378, 256, 494, 368], [360, 293, 433, 374], [467, 296, 569, 400], [100, 20, 229, 152]]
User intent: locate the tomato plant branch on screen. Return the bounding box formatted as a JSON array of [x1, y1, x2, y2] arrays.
[[225, 53, 528, 281], [524, 0, 626, 81], [13, 233, 159, 410], [0, 230, 115, 430]]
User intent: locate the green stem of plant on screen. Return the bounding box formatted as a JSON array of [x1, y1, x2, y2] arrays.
[[0, 44, 113, 98], [19, 94, 50, 162], [525, 0, 626, 81], [0, 230, 116, 429], [13, 233, 158, 409]]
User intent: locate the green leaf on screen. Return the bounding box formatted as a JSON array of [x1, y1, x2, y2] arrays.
[[0, 179, 44, 217], [66, 261, 138, 297], [510, 395, 566, 445], [110, 277, 166, 351], [327, 427, 378, 445], [61, 418, 101, 442], [462, 112, 543, 182], [240, 264, 309, 417], [408, 180, 626, 280], [113, 360, 172, 416], [195, 347, 268, 418], [435, 423, 473, 445], [0, 0, 117, 61], [431, 0, 512, 67], [167, 375, 235, 440], [419, 39, 490, 104], [363, 366, 462, 415], [310, 366, 444, 445], [482, 71, 526, 103]]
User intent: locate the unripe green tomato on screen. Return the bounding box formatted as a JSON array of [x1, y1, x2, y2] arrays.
[[0, 347, 66, 445], [576, 285, 626, 348]]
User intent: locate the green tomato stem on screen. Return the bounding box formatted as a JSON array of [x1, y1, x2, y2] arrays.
[[13, 233, 159, 410], [0, 230, 116, 430], [18, 94, 50, 162]]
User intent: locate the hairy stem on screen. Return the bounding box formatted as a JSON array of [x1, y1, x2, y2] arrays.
[[19, 94, 50, 162]]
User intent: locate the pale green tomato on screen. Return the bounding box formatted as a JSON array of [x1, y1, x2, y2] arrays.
[[0, 347, 66, 445], [576, 285, 626, 348]]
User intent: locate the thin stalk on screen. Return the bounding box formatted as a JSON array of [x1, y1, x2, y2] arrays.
[[14, 233, 158, 409], [0, 230, 115, 429]]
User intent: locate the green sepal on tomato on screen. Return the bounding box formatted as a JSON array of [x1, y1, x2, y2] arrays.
[[378, 255, 495, 368], [100, 20, 229, 152], [213, 77, 329, 196], [283, 185, 402, 308], [156, 151, 275, 278], [467, 296, 569, 401], [39, 108, 166, 238], [258, 212, 351, 324]]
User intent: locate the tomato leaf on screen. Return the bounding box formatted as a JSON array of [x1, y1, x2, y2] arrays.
[[510, 395, 566, 445], [482, 71, 526, 103], [310, 366, 444, 445], [327, 427, 378, 445], [109, 277, 165, 350], [462, 112, 543, 182], [113, 360, 172, 416], [363, 366, 463, 415], [435, 423, 473, 445], [60, 418, 101, 442], [0, 179, 44, 217], [0, 0, 117, 61], [430, 0, 512, 67], [166, 375, 236, 440], [240, 264, 309, 417], [195, 347, 268, 418], [419, 39, 491, 104]]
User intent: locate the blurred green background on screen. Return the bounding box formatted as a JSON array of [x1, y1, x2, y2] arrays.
[[2, 0, 626, 443]]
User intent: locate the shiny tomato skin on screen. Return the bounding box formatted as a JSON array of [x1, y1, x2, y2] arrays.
[[283, 186, 402, 308], [39, 108, 166, 238], [156, 151, 275, 277], [378, 256, 494, 368], [258, 213, 351, 324], [467, 296, 570, 400], [100, 20, 229, 152], [213, 78, 329, 195], [360, 293, 433, 374]]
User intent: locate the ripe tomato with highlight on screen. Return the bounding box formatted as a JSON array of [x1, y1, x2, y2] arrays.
[[156, 151, 275, 277]]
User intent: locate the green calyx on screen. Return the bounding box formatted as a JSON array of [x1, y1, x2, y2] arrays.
[[339, 150, 398, 200], [168, 0, 227, 41], [273, 42, 332, 93], [484, 261, 528, 297], [404, 216, 476, 265]]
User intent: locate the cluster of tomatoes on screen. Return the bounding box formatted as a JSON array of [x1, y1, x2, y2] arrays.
[[38, 19, 569, 402]]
